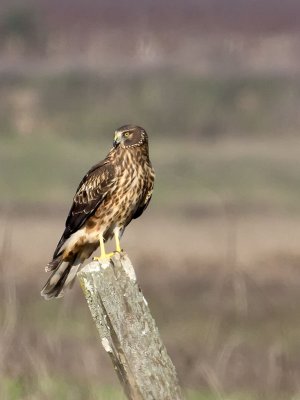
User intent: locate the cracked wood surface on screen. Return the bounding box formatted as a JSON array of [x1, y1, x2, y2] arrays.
[[78, 252, 183, 400]]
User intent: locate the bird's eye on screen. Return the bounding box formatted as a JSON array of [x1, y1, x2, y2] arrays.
[[124, 132, 130, 138]]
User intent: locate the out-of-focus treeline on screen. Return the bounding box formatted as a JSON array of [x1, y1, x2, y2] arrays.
[[1, 0, 300, 144], [1, 0, 300, 74]]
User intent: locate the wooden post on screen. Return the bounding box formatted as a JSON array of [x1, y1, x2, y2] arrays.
[[77, 252, 184, 400]]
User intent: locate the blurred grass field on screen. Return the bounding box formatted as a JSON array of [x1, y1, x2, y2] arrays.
[[1, 131, 300, 210], [1, 70, 300, 211], [1, 70, 300, 399], [2, 209, 300, 400], [1, 71, 300, 139]]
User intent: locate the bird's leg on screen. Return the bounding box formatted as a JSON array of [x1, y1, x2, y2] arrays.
[[114, 227, 122, 253], [93, 233, 113, 261]]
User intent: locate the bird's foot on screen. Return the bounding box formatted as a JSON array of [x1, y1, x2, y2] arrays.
[[113, 248, 123, 255], [93, 252, 114, 262]]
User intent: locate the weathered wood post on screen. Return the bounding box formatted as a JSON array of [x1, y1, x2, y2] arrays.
[[78, 252, 184, 400]]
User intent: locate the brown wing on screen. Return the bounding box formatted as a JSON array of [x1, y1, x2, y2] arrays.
[[53, 159, 116, 258]]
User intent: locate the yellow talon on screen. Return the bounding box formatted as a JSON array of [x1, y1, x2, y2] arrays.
[[93, 229, 123, 261], [114, 227, 122, 253], [93, 234, 113, 261], [93, 253, 114, 261]]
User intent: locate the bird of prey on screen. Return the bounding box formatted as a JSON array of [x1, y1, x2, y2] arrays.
[[41, 125, 155, 300]]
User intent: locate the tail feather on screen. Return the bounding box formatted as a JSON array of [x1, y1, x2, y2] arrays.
[[41, 256, 81, 300], [45, 256, 61, 272], [64, 257, 81, 288]]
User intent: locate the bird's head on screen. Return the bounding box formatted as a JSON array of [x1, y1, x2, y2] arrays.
[[113, 125, 148, 149]]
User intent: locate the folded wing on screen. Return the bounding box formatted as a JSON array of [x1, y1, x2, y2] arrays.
[[53, 159, 116, 258]]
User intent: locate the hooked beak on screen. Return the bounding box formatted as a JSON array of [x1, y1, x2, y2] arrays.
[[113, 131, 122, 148]]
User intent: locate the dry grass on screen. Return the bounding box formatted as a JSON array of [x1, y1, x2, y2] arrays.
[[1, 209, 300, 399]]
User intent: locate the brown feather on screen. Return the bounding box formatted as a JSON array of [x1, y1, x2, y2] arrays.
[[43, 125, 155, 299]]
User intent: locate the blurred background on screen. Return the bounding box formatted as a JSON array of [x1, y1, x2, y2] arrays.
[[1, 0, 300, 399]]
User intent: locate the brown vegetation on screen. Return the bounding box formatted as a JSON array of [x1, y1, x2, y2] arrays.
[[1, 209, 300, 398]]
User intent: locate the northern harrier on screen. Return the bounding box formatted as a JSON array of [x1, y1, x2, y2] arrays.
[[41, 125, 155, 300]]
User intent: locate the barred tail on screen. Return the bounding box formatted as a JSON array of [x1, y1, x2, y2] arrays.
[[41, 256, 81, 300]]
